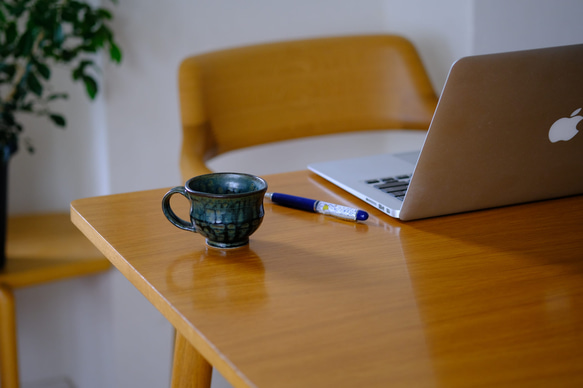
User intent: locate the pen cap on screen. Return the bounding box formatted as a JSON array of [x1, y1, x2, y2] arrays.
[[356, 211, 369, 221]]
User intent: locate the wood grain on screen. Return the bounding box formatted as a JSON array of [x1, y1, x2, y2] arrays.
[[71, 171, 583, 388], [171, 332, 212, 388], [0, 285, 18, 388]]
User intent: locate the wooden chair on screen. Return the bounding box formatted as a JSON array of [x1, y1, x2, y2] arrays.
[[178, 34, 439, 180], [0, 213, 110, 388]]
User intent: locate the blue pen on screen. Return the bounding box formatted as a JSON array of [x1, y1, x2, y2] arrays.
[[265, 192, 369, 222]]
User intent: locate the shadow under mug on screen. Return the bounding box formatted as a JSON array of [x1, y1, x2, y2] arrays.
[[162, 173, 268, 249]]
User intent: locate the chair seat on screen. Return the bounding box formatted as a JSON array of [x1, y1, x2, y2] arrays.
[[2, 213, 110, 288], [207, 129, 428, 176]]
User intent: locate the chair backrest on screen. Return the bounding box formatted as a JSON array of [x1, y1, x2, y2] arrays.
[[178, 34, 438, 178]]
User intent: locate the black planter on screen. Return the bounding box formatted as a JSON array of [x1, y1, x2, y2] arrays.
[[0, 141, 16, 270]]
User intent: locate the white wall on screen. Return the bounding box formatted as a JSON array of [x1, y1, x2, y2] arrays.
[[7, 1, 582, 387], [472, 0, 583, 54], [383, 0, 471, 91]]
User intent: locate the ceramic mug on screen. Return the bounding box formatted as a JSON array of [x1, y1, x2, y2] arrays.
[[162, 172, 268, 248]]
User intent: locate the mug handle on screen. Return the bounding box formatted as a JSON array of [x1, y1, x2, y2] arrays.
[[162, 187, 197, 233]]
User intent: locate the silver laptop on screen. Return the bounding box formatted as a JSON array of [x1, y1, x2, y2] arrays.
[[308, 44, 583, 221]]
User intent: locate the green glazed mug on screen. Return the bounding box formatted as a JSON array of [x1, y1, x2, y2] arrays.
[[162, 173, 268, 249]]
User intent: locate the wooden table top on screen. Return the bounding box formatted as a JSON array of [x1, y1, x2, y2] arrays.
[[71, 170, 583, 388]]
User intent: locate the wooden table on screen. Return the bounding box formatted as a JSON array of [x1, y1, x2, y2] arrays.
[[70, 170, 583, 388]]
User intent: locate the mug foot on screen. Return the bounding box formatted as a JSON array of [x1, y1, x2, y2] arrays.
[[206, 238, 249, 249]]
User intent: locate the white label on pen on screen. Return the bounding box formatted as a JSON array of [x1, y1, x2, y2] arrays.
[[315, 201, 357, 221]]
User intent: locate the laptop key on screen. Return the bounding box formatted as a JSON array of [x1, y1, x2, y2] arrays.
[[382, 185, 409, 193], [375, 181, 408, 190]]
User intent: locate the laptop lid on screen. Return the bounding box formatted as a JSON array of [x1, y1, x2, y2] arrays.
[[309, 43, 583, 221]]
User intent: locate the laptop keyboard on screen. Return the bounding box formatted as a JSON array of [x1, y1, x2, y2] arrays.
[[365, 174, 412, 201]]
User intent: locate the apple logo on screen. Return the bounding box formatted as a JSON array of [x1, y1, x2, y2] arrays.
[[548, 108, 582, 143]]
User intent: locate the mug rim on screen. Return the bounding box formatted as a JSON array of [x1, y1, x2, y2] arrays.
[[185, 172, 268, 198]]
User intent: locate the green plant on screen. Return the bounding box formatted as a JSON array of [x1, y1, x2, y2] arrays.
[[0, 0, 122, 154]]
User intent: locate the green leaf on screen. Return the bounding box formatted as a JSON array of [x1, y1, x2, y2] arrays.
[[80, 42, 99, 53], [82, 75, 98, 99], [26, 72, 43, 96], [0, 111, 16, 127], [60, 49, 76, 62], [47, 93, 68, 101], [35, 61, 51, 79], [109, 42, 122, 63], [61, 5, 77, 23], [49, 114, 66, 127], [8, 2, 27, 18], [97, 8, 113, 20], [72, 60, 93, 80], [2, 3, 16, 16], [15, 28, 35, 57], [6, 22, 17, 45], [0, 63, 17, 79], [91, 25, 111, 49], [52, 24, 64, 45], [20, 102, 33, 112]]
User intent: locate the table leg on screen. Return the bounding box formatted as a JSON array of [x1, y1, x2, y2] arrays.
[[0, 285, 19, 388], [171, 331, 212, 388]]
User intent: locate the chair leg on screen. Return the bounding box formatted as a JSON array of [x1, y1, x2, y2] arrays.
[[171, 332, 212, 388], [0, 285, 19, 388]]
